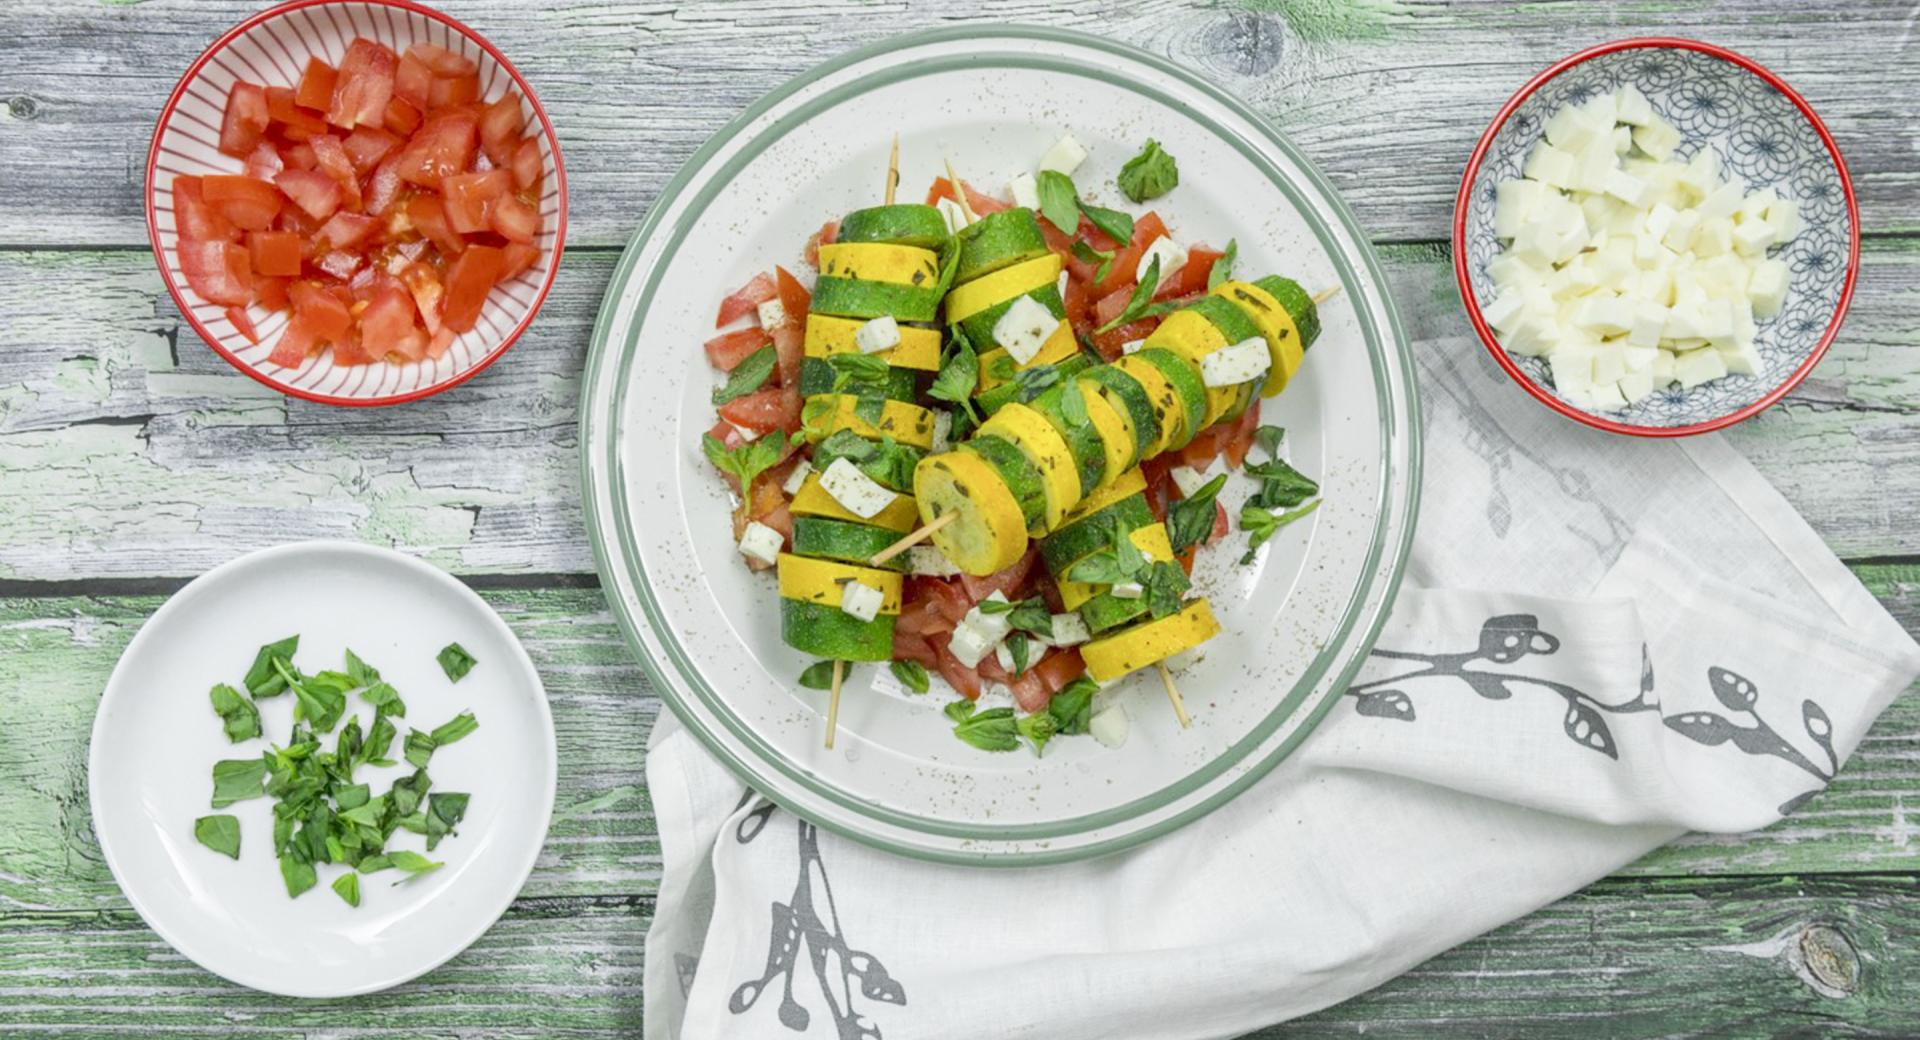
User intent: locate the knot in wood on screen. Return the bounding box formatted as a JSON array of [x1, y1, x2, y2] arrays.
[[7, 95, 39, 120], [1797, 924, 1859, 996], [1197, 12, 1285, 78]]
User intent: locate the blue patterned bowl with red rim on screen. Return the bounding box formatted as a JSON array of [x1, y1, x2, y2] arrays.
[[1454, 38, 1859, 437]]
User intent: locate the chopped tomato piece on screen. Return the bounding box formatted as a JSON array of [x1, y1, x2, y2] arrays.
[[331, 327, 376, 366], [407, 42, 477, 77], [929, 634, 983, 700], [243, 141, 284, 180], [253, 276, 290, 311], [715, 272, 776, 328], [498, 242, 540, 281], [247, 230, 303, 277], [398, 261, 446, 334], [280, 141, 317, 171], [224, 304, 260, 344], [267, 313, 319, 367], [441, 244, 505, 333], [295, 58, 337, 111], [442, 169, 512, 233], [1141, 456, 1176, 523], [908, 577, 974, 627], [706, 417, 744, 451], [289, 280, 352, 341], [892, 630, 942, 669], [170, 176, 236, 242], [479, 91, 526, 167], [358, 282, 418, 359], [1160, 244, 1225, 300], [896, 599, 957, 639], [393, 50, 432, 111], [327, 38, 398, 130], [771, 265, 810, 387], [1004, 669, 1052, 714], [703, 327, 772, 372], [404, 195, 466, 256], [364, 157, 404, 216], [308, 134, 363, 210], [1035, 647, 1087, 696], [392, 107, 478, 188], [924, 177, 1008, 216], [341, 125, 400, 173], [1179, 423, 1232, 469], [1223, 398, 1262, 469], [718, 385, 802, 435], [509, 136, 542, 194], [384, 96, 422, 136], [803, 220, 839, 268], [959, 546, 1038, 604], [1062, 271, 1093, 330], [273, 168, 342, 221], [425, 326, 458, 359], [316, 210, 378, 252], [265, 86, 327, 140], [312, 249, 362, 281], [1092, 211, 1166, 299], [200, 175, 281, 231], [218, 83, 270, 157]]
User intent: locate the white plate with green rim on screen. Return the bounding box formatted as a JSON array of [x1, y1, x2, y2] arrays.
[[581, 25, 1419, 864]]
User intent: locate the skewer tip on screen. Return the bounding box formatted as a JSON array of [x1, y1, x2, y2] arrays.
[[1156, 662, 1193, 729], [1310, 285, 1343, 306], [825, 660, 844, 749]]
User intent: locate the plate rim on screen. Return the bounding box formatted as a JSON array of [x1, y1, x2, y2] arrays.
[[85, 540, 559, 997], [580, 24, 1422, 864]]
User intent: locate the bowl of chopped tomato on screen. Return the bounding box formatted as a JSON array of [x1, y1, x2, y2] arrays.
[[145, 0, 567, 405]]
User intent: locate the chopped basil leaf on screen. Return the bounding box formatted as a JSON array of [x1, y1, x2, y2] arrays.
[[1207, 238, 1238, 291], [281, 658, 347, 733], [209, 682, 261, 743], [436, 642, 477, 683], [1094, 257, 1165, 334], [975, 598, 1015, 614], [798, 660, 842, 690], [826, 352, 892, 394], [1048, 678, 1099, 735], [942, 699, 975, 724], [1240, 499, 1322, 564], [1253, 424, 1286, 461], [332, 872, 361, 907], [358, 714, 399, 768], [1143, 560, 1191, 619], [701, 430, 790, 495], [1246, 457, 1320, 510], [948, 702, 1020, 752], [345, 648, 381, 687], [1004, 597, 1056, 638], [1167, 473, 1228, 556], [194, 814, 242, 859], [210, 758, 267, 808], [1080, 203, 1134, 248], [1067, 520, 1149, 585], [1117, 139, 1179, 202], [889, 660, 930, 694], [404, 730, 437, 770], [1071, 240, 1116, 286], [360, 681, 406, 718], [244, 636, 300, 698], [424, 792, 470, 852], [929, 333, 982, 424], [987, 353, 1017, 383], [1016, 711, 1057, 756], [363, 849, 443, 883], [1013, 364, 1060, 403], [279, 854, 318, 898], [813, 429, 918, 492], [711, 344, 776, 405], [1006, 632, 1031, 676], [1034, 169, 1081, 234]]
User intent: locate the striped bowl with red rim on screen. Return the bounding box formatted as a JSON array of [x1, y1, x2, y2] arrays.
[[144, 0, 567, 406]]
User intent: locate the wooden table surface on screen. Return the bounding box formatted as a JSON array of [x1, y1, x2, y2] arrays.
[[3, 1, 1916, 1035]]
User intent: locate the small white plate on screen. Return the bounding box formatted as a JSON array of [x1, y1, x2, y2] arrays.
[[88, 541, 556, 997]]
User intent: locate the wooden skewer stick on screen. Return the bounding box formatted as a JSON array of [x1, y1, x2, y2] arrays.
[[825, 660, 844, 749], [1156, 662, 1193, 729], [869, 511, 956, 567], [884, 135, 900, 206], [1311, 285, 1342, 306], [943, 158, 977, 224]]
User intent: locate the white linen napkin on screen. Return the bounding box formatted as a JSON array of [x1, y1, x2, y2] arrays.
[[640, 340, 1920, 1040]]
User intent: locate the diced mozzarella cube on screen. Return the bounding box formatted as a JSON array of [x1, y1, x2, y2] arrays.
[[1696, 181, 1745, 221], [1583, 92, 1618, 129], [1169, 462, 1218, 497], [961, 592, 1012, 642], [1623, 344, 1659, 372], [946, 620, 999, 669], [1008, 171, 1040, 210], [1628, 302, 1668, 348], [1697, 299, 1736, 347], [1545, 105, 1604, 151], [1120, 338, 1146, 355], [1502, 315, 1559, 357], [1613, 125, 1633, 155], [1661, 209, 1701, 253], [1494, 179, 1549, 239], [737, 520, 783, 566], [1164, 646, 1206, 672], [1721, 341, 1764, 376], [1523, 141, 1577, 189], [782, 459, 813, 496], [1137, 236, 1186, 289], [1691, 217, 1733, 258], [1748, 258, 1789, 319], [1049, 612, 1090, 647], [840, 581, 884, 623], [1632, 119, 1681, 161], [1618, 369, 1655, 404], [1591, 346, 1628, 388], [930, 409, 953, 452], [1615, 84, 1655, 126], [1573, 296, 1634, 335], [855, 315, 902, 354], [1602, 169, 1650, 207], [1644, 202, 1678, 242], [1588, 382, 1629, 412], [1482, 287, 1527, 332], [1575, 142, 1619, 193], [1766, 198, 1800, 241], [1651, 349, 1677, 384], [1738, 186, 1778, 223], [731, 423, 763, 443], [1110, 581, 1143, 600], [994, 642, 1021, 674], [993, 294, 1057, 365], [1550, 348, 1595, 393], [907, 544, 961, 577], [1038, 134, 1088, 176], [756, 298, 787, 330], [819, 457, 897, 519], [1674, 346, 1729, 389], [935, 196, 971, 233], [1200, 338, 1270, 388], [1089, 704, 1130, 748], [1731, 217, 1776, 255]]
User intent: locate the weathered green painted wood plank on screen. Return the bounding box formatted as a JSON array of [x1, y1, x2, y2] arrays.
[[0, 591, 661, 913], [2, 578, 1912, 917], [2, 0, 1914, 248], [3, 241, 1915, 582], [1, 876, 1914, 1037]]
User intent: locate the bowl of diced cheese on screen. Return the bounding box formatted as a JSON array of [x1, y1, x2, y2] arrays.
[[1454, 37, 1858, 435]]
